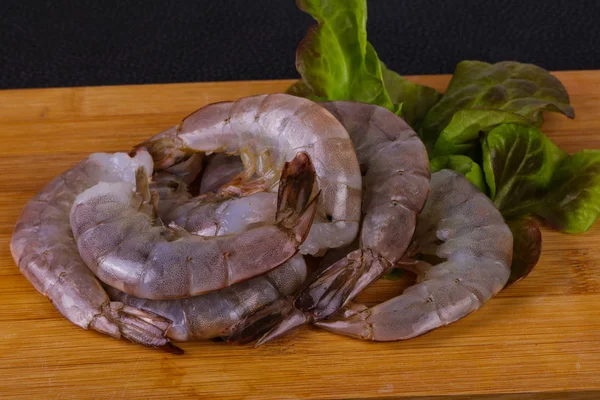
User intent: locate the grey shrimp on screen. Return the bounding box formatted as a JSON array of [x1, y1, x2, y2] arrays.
[[106, 154, 308, 341], [10, 152, 181, 353], [70, 150, 318, 300], [317, 170, 513, 341], [133, 93, 363, 256], [106, 256, 306, 341]]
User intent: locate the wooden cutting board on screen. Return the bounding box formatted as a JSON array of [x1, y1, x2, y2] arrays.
[[1, 72, 599, 400]]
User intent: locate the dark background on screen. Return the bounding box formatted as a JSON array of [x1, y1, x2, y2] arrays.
[[1, 0, 598, 89]]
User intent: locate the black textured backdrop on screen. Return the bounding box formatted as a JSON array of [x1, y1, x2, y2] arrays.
[[1, 0, 598, 89]]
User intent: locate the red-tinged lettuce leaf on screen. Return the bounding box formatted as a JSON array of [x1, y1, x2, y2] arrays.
[[285, 80, 325, 102], [431, 109, 530, 157], [380, 62, 442, 129], [293, 0, 396, 112], [422, 60, 575, 147], [536, 150, 600, 233], [482, 124, 567, 217], [505, 216, 542, 287], [430, 155, 487, 193]]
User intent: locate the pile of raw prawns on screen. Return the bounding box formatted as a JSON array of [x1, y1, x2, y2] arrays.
[[11, 94, 513, 354]]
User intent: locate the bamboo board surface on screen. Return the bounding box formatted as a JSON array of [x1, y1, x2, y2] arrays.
[[1, 72, 599, 400]]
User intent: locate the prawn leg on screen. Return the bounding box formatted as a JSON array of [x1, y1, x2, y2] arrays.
[[217, 150, 277, 197]]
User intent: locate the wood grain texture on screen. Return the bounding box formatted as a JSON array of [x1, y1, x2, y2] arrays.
[[1, 72, 599, 400]]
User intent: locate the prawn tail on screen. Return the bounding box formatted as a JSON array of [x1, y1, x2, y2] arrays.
[[225, 298, 308, 346], [253, 308, 311, 347], [91, 302, 183, 355], [314, 304, 375, 341], [276, 152, 319, 243], [131, 125, 188, 171], [235, 251, 393, 346], [294, 250, 391, 321]]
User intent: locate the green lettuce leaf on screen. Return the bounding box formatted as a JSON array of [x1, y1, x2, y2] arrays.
[[293, 0, 396, 112], [432, 109, 530, 157], [505, 216, 542, 287], [430, 155, 486, 193], [380, 63, 442, 128], [482, 124, 567, 216], [536, 150, 600, 233], [289, 0, 443, 126], [483, 125, 600, 233], [422, 60, 575, 146]]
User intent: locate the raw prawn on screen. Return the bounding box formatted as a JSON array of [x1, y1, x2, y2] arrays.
[[316, 170, 513, 341], [10, 152, 181, 352], [70, 150, 318, 300], [107, 255, 307, 341], [107, 154, 308, 341], [230, 101, 430, 344], [133, 93, 363, 256]]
